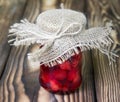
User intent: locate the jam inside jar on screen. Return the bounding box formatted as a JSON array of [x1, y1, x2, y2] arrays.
[[39, 53, 82, 94]]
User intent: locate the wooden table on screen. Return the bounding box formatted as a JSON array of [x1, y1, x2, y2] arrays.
[[0, 0, 120, 102]]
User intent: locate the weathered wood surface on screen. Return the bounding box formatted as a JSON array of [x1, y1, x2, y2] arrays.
[[0, 0, 119, 102], [86, 0, 120, 102], [0, 0, 27, 78]]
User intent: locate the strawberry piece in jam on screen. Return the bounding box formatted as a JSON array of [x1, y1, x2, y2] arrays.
[[39, 53, 82, 94]]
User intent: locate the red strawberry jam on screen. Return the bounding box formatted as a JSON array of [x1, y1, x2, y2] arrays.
[[39, 53, 82, 94]]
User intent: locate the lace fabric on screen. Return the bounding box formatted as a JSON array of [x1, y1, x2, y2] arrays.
[[8, 9, 118, 67]]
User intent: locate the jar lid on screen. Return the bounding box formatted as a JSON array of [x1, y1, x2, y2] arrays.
[[36, 9, 86, 34]]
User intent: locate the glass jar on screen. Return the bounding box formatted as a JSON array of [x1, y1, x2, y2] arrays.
[[39, 53, 82, 94]]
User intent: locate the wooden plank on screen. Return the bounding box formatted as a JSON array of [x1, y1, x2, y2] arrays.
[[0, 0, 39, 102], [86, 0, 120, 102], [0, 0, 27, 101], [0, 0, 27, 78]]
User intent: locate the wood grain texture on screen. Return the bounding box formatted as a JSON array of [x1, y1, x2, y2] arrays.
[[0, 0, 40, 102], [0, 0, 119, 102], [86, 0, 120, 102], [0, 0, 27, 101], [0, 0, 27, 78]]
